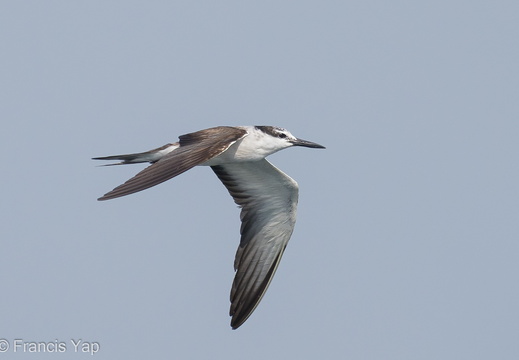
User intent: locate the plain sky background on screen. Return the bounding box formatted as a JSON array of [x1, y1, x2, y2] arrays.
[[1, 1, 518, 359]]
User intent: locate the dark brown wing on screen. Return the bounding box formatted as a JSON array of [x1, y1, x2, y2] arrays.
[[97, 127, 247, 200]]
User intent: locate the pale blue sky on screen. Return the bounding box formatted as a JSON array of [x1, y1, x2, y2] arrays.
[[1, 1, 518, 359]]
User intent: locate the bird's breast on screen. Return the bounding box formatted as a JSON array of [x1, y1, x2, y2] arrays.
[[202, 137, 272, 166]]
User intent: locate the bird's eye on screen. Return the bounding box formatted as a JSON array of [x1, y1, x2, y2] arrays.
[[278, 133, 287, 138]]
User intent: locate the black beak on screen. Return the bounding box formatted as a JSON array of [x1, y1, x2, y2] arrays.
[[291, 138, 326, 149]]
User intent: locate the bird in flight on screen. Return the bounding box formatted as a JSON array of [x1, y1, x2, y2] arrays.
[[94, 125, 325, 329]]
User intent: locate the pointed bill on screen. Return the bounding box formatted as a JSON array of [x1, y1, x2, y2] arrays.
[[290, 138, 326, 149]]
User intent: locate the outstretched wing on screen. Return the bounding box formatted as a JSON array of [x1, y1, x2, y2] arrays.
[[212, 159, 299, 329], [95, 126, 247, 200]]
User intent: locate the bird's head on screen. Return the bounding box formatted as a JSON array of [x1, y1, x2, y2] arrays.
[[254, 126, 326, 154]]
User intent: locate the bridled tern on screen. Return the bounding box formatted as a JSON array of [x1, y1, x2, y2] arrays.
[[93, 125, 325, 329]]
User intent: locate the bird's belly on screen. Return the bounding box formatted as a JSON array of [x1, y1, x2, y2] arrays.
[[201, 151, 263, 166], [201, 139, 267, 166]]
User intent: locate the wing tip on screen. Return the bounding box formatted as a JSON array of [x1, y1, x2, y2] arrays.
[[97, 191, 124, 201], [230, 315, 249, 330]]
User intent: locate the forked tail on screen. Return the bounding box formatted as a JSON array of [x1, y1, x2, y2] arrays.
[[92, 143, 179, 166]]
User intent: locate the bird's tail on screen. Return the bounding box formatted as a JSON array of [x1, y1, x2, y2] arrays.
[[92, 143, 179, 166]]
